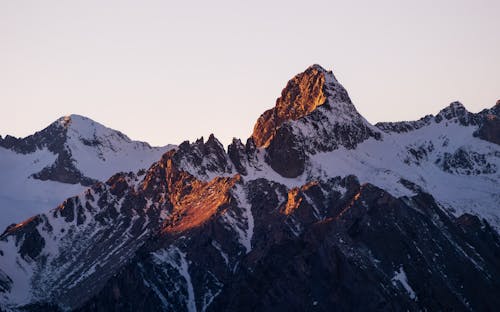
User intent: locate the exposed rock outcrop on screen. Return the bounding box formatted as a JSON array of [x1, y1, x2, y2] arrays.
[[475, 100, 500, 145]]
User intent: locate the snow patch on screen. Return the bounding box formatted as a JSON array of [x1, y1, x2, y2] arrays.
[[211, 241, 229, 266], [222, 185, 254, 253], [152, 247, 196, 312], [391, 266, 417, 301]]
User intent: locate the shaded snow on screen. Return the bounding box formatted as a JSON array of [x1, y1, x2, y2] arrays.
[[0, 147, 83, 231], [0, 237, 34, 308]]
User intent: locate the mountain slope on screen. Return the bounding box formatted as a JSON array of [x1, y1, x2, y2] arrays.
[[0, 65, 499, 311], [0, 115, 174, 231]]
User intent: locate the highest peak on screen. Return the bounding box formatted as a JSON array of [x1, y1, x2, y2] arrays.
[[275, 65, 329, 113], [307, 63, 327, 71], [303, 63, 329, 75], [252, 64, 355, 147], [303, 64, 337, 81]]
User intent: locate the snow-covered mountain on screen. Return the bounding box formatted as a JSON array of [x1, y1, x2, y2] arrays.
[[0, 65, 499, 311], [0, 115, 174, 231]]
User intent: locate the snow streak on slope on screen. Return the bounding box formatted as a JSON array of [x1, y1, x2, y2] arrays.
[[152, 247, 197, 312], [222, 185, 254, 253], [392, 266, 417, 301]]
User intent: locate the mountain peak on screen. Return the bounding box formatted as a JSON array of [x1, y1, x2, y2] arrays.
[[441, 100, 466, 111], [435, 101, 478, 126], [58, 115, 72, 128], [0, 113, 171, 187], [55, 114, 95, 128], [52, 114, 133, 145], [252, 64, 351, 147], [250, 65, 380, 178], [307, 63, 326, 70], [438, 101, 468, 114], [305, 63, 331, 75]]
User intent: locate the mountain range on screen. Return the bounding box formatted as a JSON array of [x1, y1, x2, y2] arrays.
[[0, 64, 499, 311]]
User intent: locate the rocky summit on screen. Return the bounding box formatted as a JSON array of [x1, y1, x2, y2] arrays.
[[1, 65, 499, 312]]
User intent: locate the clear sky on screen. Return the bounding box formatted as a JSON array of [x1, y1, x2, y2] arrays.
[[1, 0, 499, 147]]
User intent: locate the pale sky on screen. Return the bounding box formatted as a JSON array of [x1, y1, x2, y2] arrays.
[[1, 0, 499, 146]]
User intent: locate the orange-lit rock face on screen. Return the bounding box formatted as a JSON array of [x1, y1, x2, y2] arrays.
[[252, 66, 327, 147], [336, 191, 361, 220], [282, 181, 319, 216], [7, 216, 38, 234], [162, 173, 241, 234], [284, 188, 303, 215], [140, 150, 241, 234]]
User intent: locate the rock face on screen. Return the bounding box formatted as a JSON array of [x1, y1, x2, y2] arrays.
[[252, 65, 328, 148], [31, 151, 98, 186], [265, 124, 307, 178], [476, 114, 500, 145], [1, 65, 500, 312], [474, 100, 500, 145]]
